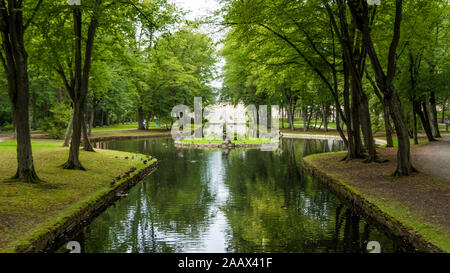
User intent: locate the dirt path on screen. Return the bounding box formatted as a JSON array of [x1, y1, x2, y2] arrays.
[[282, 133, 388, 145], [0, 133, 12, 142], [413, 134, 450, 181], [304, 145, 450, 252]]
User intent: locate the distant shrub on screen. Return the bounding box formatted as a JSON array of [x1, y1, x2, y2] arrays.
[[40, 103, 72, 139], [0, 123, 13, 132]]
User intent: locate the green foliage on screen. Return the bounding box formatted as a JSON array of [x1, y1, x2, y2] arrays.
[[40, 103, 72, 139]]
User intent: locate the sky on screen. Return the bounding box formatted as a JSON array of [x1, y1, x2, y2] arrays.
[[172, 0, 222, 21], [171, 0, 225, 90]]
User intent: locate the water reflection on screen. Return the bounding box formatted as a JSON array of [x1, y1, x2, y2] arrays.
[[72, 138, 409, 253]]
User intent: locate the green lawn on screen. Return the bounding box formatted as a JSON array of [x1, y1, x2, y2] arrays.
[[0, 140, 156, 253], [280, 128, 341, 136], [91, 122, 140, 131], [378, 136, 430, 148], [180, 137, 278, 144], [92, 121, 172, 132], [89, 128, 170, 139]]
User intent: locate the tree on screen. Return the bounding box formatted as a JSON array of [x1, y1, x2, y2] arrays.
[[347, 0, 416, 175], [0, 0, 43, 182], [34, 0, 175, 169]]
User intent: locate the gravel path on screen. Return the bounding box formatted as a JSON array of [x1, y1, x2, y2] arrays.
[[413, 134, 450, 181]]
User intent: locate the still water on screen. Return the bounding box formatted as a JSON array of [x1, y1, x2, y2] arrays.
[[71, 138, 408, 253]]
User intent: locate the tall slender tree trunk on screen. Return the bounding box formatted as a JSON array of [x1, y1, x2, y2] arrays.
[[63, 112, 74, 147], [350, 79, 364, 157], [138, 106, 145, 130], [343, 59, 357, 159], [82, 111, 94, 152], [57, 86, 64, 103], [387, 90, 416, 175], [62, 8, 98, 170], [413, 99, 435, 142], [64, 103, 84, 169], [89, 107, 94, 136], [31, 88, 37, 130], [428, 91, 441, 138], [412, 106, 418, 145], [359, 89, 377, 162], [287, 104, 294, 131], [323, 104, 329, 132], [335, 105, 349, 148], [383, 104, 394, 147], [366, 69, 394, 147], [348, 0, 415, 175]]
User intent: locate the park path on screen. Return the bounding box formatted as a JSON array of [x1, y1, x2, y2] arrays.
[[413, 134, 450, 181], [0, 133, 11, 142], [282, 133, 388, 145]]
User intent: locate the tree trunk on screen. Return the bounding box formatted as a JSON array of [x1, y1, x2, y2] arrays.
[[388, 91, 416, 176], [82, 111, 94, 152], [348, 0, 415, 175], [412, 106, 418, 145], [350, 79, 364, 157], [0, 1, 40, 182], [287, 103, 294, 131], [413, 99, 435, 142], [57, 86, 64, 103], [12, 89, 39, 182], [138, 106, 145, 130], [62, 8, 98, 170], [31, 87, 37, 130], [63, 112, 74, 147], [323, 104, 329, 132], [383, 103, 394, 147], [359, 89, 377, 162], [343, 58, 357, 159], [88, 107, 94, 136], [100, 109, 104, 126], [428, 91, 441, 138], [64, 103, 84, 170], [335, 104, 349, 148]]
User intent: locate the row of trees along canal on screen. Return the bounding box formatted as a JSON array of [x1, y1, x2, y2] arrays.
[[0, 0, 217, 182], [220, 0, 449, 176], [1, 0, 449, 182]]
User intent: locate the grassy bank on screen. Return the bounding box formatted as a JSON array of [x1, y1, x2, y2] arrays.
[[280, 128, 341, 136], [303, 149, 450, 252], [0, 140, 157, 253], [91, 122, 170, 132], [180, 137, 278, 145], [89, 128, 170, 139]]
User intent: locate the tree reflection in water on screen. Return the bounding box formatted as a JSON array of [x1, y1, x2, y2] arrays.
[[69, 138, 411, 253]]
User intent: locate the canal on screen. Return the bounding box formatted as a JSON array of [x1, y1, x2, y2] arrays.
[[69, 137, 410, 253]]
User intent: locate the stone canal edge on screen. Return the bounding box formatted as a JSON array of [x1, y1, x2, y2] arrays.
[[13, 147, 159, 253], [302, 158, 444, 253]]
